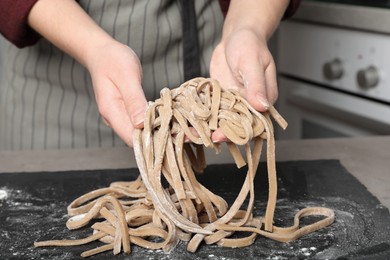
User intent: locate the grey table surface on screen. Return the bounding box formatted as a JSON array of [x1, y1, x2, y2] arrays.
[[0, 136, 389, 209]]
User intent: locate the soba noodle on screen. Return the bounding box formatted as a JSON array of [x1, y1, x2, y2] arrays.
[[34, 78, 334, 257]]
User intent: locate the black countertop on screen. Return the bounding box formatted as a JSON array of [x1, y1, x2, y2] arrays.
[[1, 160, 389, 259]]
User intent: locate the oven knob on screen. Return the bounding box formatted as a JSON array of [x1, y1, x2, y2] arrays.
[[357, 66, 379, 88], [323, 59, 343, 80]]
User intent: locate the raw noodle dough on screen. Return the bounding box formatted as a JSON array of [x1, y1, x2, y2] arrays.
[[34, 78, 334, 257]]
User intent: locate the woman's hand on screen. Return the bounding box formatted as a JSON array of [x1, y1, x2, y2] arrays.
[[85, 41, 147, 147], [28, 0, 147, 147], [209, 0, 289, 142], [210, 29, 277, 143], [210, 28, 277, 112]]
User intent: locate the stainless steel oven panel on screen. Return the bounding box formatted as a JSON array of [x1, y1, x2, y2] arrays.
[[278, 21, 390, 103], [276, 77, 390, 139], [294, 1, 390, 34]]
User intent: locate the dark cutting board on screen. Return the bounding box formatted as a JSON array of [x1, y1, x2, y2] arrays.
[[0, 160, 389, 259]]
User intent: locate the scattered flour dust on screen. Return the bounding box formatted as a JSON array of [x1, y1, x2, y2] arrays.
[[0, 188, 9, 200], [299, 246, 318, 256], [0, 187, 37, 208]]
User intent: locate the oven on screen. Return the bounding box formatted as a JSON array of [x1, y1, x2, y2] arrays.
[[275, 1, 390, 139]]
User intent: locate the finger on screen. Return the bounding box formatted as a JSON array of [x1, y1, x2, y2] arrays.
[[211, 128, 229, 143], [120, 80, 148, 129], [101, 97, 135, 147], [184, 127, 200, 143], [95, 78, 135, 146], [210, 44, 240, 90], [264, 60, 278, 104], [238, 57, 270, 112], [108, 50, 148, 129], [113, 67, 147, 129], [102, 118, 111, 128]]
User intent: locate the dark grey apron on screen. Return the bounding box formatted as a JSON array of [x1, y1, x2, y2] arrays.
[[0, 0, 223, 151]]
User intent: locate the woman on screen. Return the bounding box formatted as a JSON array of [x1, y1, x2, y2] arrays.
[[0, 0, 300, 150]]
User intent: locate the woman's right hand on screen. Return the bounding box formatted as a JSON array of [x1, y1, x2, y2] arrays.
[[28, 0, 148, 147], [85, 41, 148, 147]]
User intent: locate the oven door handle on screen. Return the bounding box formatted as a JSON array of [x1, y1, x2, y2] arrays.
[[286, 87, 390, 125]]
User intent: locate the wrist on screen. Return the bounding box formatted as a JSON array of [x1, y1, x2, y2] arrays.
[[82, 34, 118, 71], [222, 0, 289, 41], [27, 0, 115, 68]]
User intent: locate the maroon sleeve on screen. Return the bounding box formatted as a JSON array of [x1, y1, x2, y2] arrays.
[[218, 0, 302, 19], [283, 0, 302, 19], [218, 0, 230, 17], [0, 0, 41, 48]]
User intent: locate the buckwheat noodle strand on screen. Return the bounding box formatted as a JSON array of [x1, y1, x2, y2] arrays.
[[34, 78, 335, 257]]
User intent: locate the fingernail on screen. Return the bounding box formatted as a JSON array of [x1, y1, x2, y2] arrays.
[[102, 118, 111, 128], [132, 112, 144, 128], [184, 136, 191, 143], [213, 136, 228, 143], [256, 93, 269, 110], [238, 70, 249, 88], [213, 138, 221, 143]]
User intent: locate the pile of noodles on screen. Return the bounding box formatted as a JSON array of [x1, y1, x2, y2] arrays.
[[35, 78, 334, 257]]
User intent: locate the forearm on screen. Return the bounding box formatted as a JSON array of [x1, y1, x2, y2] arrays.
[[222, 0, 290, 41], [27, 0, 113, 68]]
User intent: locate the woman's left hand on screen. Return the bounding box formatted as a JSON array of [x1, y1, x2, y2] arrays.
[[209, 0, 289, 143], [210, 28, 278, 142], [210, 28, 278, 112]]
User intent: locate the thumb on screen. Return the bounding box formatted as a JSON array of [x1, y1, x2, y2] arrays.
[[114, 46, 148, 129], [122, 81, 148, 128], [239, 58, 270, 112]]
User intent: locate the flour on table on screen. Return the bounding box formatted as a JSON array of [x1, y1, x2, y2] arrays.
[[0, 188, 9, 200]]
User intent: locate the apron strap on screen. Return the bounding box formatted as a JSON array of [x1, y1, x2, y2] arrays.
[[180, 0, 201, 81]]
